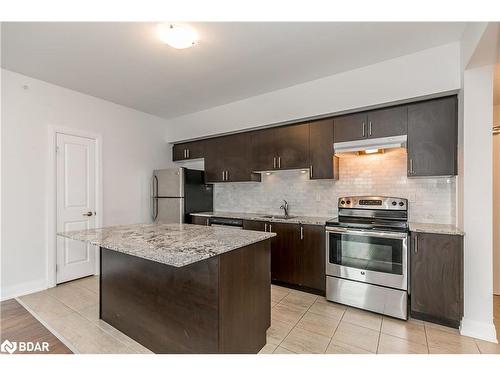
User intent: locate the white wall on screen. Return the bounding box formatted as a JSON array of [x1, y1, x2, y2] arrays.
[[165, 42, 461, 142], [1, 69, 171, 299], [461, 65, 497, 342]]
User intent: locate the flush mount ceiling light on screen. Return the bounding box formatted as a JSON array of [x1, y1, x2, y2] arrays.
[[157, 23, 198, 49]]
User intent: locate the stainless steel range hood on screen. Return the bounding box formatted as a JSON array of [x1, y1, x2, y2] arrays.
[[334, 135, 407, 154]]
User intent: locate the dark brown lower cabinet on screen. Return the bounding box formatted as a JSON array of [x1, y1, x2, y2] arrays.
[[301, 225, 326, 292], [410, 232, 463, 328], [190, 215, 209, 225], [245, 219, 326, 294], [242, 220, 267, 232], [271, 222, 302, 286]]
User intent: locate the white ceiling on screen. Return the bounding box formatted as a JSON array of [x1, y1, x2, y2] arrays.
[[1, 22, 467, 119]]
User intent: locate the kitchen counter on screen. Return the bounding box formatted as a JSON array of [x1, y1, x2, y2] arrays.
[[58, 223, 276, 267], [409, 222, 464, 236], [191, 211, 333, 226], [58, 223, 274, 353]]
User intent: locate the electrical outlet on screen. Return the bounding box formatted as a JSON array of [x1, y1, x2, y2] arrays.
[[315, 193, 321, 202]]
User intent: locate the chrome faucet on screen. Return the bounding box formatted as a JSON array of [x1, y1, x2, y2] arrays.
[[280, 200, 289, 218]]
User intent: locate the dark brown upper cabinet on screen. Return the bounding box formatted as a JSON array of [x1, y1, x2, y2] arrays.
[[334, 106, 407, 142], [333, 112, 368, 142], [205, 133, 260, 183], [407, 96, 457, 177], [410, 232, 463, 328], [172, 140, 205, 161], [250, 124, 310, 171], [309, 119, 338, 180], [274, 124, 310, 170], [367, 106, 407, 138], [249, 128, 276, 171]]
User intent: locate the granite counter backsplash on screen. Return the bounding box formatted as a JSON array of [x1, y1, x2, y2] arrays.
[[58, 223, 276, 267]]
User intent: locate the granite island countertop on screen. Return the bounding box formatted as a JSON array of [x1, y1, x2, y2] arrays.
[[58, 223, 276, 267], [409, 222, 464, 236], [190, 211, 333, 226]]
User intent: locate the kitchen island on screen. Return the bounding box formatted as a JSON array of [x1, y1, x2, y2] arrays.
[[58, 223, 276, 354]]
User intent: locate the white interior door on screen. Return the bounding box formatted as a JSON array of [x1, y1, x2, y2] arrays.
[[56, 133, 97, 283]]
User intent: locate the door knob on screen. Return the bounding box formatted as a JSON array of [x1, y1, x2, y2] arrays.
[[83, 211, 94, 217]]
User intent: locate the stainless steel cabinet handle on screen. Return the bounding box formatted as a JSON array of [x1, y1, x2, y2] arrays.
[[273, 157, 276, 169], [269, 224, 272, 232], [278, 156, 281, 168], [265, 223, 268, 232], [187, 148, 190, 158], [222, 171, 225, 181], [362, 122, 366, 137], [83, 211, 93, 217], [300, 226, 304, 240], [414, 234, 418, 254], [225, 170, 229, 181], [206, 218, 209, 226], [369, 121, 372, 136], [309, 165, 313, 179], [409, 159, 414, 175]]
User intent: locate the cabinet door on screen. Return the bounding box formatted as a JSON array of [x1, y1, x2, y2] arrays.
[[334, 113, 368, 142], [367, 106, 407, 138], [250, 128, 276, 171], [204, 137, 226, 183], [270, 222, 301, 285], [172, 143, 187, 161], [190, 215, 209, 226], [185, 140, 205, 159], [407, 96, 457, 177], [172, 141, 205, 161], [274, 124, 310, 170], [223, 133, 253, 182], [410, 232, 463, 327], [309, 119, 337, 180], [242, 220, 268, 232], [300, 225, 325, 292]]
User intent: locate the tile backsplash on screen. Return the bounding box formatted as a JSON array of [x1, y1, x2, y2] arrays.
[[213, 148, 456, 224]]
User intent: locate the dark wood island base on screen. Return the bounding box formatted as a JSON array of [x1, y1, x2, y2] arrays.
[[99, 239, 271, 354]]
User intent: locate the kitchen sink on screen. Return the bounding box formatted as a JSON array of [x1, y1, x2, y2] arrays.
[[258, 214, 297, 220]]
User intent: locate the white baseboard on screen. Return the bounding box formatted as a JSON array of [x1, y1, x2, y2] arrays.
[[460, 317, 498, 343], [0, 278, 47, 301]]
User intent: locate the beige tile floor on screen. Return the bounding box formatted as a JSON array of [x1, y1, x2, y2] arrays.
[[16, 276, 500, 354], [259, 284, 500, 354], [17, 276, 152, 354]]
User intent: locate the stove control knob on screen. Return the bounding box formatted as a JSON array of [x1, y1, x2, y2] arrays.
[[392, 201, 397, 206], [399, 202, 404, 207], [340, 200, 345, 205], [346, 200, 351, 205]]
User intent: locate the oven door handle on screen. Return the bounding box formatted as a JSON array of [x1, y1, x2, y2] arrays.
[[325, 226, 408, 239]]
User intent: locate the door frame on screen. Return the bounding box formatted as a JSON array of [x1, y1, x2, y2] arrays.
[[47, 125, 103, 288]]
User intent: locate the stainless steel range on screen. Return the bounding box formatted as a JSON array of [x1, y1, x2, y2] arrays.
[[325, 196, 409, 320]]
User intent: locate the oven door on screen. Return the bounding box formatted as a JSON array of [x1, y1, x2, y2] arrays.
[[325, 227, 408, 290]]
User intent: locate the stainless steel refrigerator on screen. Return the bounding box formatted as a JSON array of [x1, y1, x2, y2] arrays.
[[151, 167, 213, 223]]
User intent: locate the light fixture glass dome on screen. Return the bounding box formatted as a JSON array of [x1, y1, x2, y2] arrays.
[[157, 24, 198, 49]]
